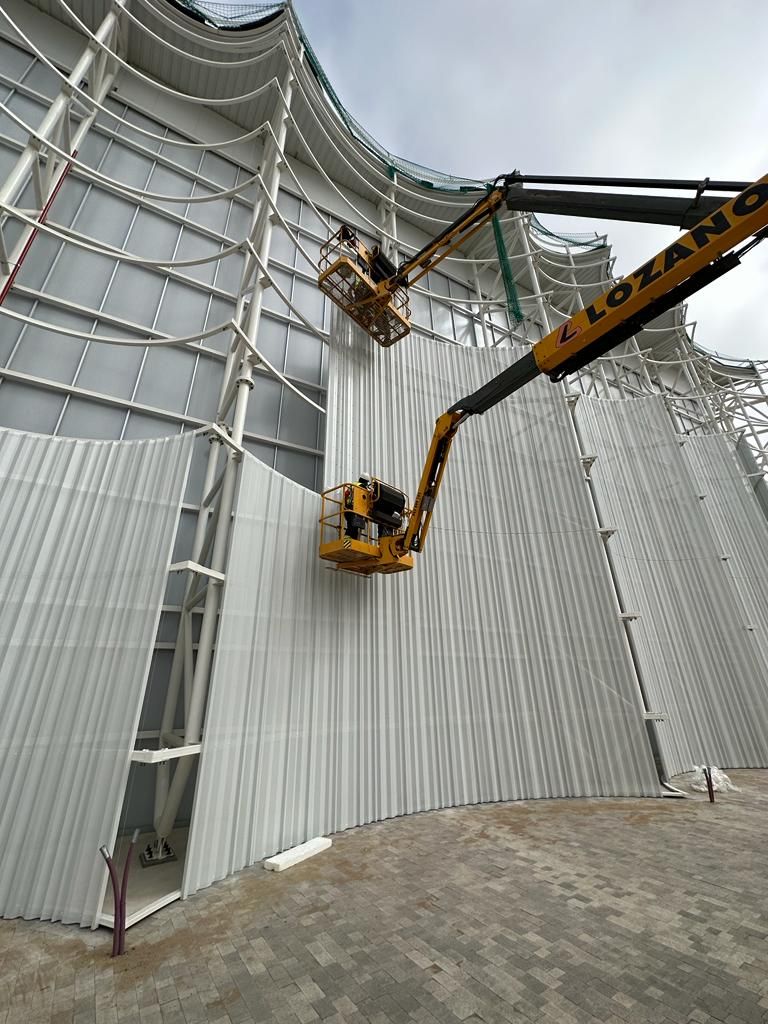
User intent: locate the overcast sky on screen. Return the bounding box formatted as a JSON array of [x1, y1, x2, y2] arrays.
[[292, 0, 768, 361]]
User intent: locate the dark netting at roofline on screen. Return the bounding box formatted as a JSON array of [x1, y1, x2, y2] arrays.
[[529, 218, 605, 250], [170, 0, 284, 27]]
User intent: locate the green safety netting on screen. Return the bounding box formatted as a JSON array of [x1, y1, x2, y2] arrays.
[[172, 0, 603, 328], [491, 212, 524, 325]]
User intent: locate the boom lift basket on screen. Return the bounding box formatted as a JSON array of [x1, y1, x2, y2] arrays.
[[319, 484, 414, 575], [318, 227, 411, 347]]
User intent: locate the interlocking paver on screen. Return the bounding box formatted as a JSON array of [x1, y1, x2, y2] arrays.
[[3, 771, 768, 1023]]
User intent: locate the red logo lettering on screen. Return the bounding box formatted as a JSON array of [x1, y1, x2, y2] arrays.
[[557, 321, 582, 348]]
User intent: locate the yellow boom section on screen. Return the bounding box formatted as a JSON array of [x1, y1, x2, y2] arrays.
[[534, 175, 768, 378]]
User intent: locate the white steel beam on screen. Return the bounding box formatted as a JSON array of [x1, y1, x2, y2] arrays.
[[0, 2, 126, 301], [153, 55, 300, 843]]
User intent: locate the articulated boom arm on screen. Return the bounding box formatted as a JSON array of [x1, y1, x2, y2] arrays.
[[397, 173, 768, 559], [320, 172, 767, 575], [319, 168, 763, 352], [401, 410, 464, 553], [392, 184, 507, 289], [384, 170, 759, 293]]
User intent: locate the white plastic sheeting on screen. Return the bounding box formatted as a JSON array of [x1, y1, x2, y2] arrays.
[[575, 396, 768, 778], [183, 332, 660, 897], [0, 428, 193, 926]]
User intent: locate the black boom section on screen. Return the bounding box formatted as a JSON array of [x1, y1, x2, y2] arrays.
[[449, 351, 540, 416], [447, 250, 743, 413], [505, 186, 728, 230]]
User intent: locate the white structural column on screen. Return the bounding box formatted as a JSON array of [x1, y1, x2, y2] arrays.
[[152, 52, 299, 845], [378, 175, 398, 262], [522, 224, 664, 768], [515, 216, 552, 343], [0, 2, 125, 297]]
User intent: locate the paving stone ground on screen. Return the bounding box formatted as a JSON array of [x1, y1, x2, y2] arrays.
[[2, 770, 767, 1024]]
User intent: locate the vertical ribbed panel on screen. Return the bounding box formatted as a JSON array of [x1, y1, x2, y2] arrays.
[[575, 397, 768, 778], [184, 332, 659, 896], [682, 435, 768, 635], [0, 429, 193, 926]]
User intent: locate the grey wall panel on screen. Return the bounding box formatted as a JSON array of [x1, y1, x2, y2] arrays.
[[0, 429, 193, 926], [575, 396, 768, 778], [682, 435, 768, 636], [183, 331, 660, 897]]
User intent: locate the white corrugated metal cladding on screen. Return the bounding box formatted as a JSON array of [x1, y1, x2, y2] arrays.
[[575, 397, 768, 778], [183, 329, 662, 896], [0, 430, 193, 925]]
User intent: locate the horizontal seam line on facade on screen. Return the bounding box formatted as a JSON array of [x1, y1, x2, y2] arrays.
[[6, 285, 329, 392], [0, 366, 324, 453]]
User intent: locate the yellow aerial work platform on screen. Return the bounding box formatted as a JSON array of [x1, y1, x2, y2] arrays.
[[317, 227, 411, 348], [318, 482, 414, 576]]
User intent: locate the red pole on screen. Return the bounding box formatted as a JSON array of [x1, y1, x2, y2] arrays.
[[0, 153, 77, 307], [704, 766, 715, 803], [117, 830, 139, 955]]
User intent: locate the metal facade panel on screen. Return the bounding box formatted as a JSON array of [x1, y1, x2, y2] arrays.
[[184, 331, 659, 897], [0, 428, 193, 926], [682, 435, 768, 636], [574, 396, 768, 778]]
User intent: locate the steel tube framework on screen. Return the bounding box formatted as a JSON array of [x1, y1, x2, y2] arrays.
[[1, 0, 767, 917]]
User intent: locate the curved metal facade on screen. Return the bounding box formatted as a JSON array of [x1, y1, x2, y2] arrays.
[[184, 335, 661, 898], [0, 0, 767, 925]]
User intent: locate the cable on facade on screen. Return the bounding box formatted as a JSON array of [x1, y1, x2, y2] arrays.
[[285, 58, 543, 306], [287, 66, 463, 231], [1, 203, 248, 270], [120, 2, 288, 67], [231, 323, 325, 414], [132, 0, 286, 50], [533, 263, 615, 291], [535, 250, 613, 273], [284, 74, 525, 286], [0, 304, 237, 347], [244, 243, 326, 345], [0, 101, 269, 204], [253, 174, 322, 272]]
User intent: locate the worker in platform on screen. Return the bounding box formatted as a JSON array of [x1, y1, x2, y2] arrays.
[[344, 473, 371, 541]]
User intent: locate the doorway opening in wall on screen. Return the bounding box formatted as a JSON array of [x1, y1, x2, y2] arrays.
[[97, 603, 202, 930], [98, 759, 198, 930]]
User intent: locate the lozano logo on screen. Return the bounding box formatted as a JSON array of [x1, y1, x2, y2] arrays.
[[556, 320, 582, 348]]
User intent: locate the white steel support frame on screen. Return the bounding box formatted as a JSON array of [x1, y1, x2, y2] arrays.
[[515, 216, 553, 343], [0, 3, 125, 295], [564, 247, 648, 402], [556, 243, 768, 469], [378, 175, 397, 263], [471, 264, 492, 348], [716, 379, 768, 472], [150, 54, 300, 853]]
